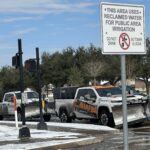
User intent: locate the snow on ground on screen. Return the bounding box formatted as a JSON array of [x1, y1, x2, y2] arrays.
[[1, 138, 95, 150], [1, 121, 116, 131], [0, 125, 80, 142], [45, 122, 116, 131], [0, 124, 94, 150], [0, 121, 117, 150]]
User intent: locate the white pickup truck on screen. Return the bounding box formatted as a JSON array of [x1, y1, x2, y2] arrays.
[[0, 89, 51, 121], [53, 85, 149, 127]]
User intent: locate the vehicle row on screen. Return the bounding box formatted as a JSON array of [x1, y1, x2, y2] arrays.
[[0, 89, 51, 122], [1, 85, 150, 128], [47, 85, 150, 127]]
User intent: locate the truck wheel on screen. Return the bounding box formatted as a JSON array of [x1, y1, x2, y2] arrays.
[[43, 114, 51, 122], [99, 110, 114, 127], [59, 110, 72, 123], [0, 115, 3, 120]]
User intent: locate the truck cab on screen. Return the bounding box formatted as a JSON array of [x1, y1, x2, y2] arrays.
[[0, 89, 51, 121]]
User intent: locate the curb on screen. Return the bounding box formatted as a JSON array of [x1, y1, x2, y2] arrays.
[[34, 136, 103, 150]]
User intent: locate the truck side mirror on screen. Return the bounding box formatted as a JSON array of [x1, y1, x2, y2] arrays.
[[90, 95, 96, 103]]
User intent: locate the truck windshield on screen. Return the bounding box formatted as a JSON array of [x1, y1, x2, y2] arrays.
[[27, 92, 39, 99], [96, 87, 122, 97], [15, 93, 21, 99], [15, 92, 39, 99]]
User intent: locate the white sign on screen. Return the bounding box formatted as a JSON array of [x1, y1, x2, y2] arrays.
[[101, 3, 145, 54]]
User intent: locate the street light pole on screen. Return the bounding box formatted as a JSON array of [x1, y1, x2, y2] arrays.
[[18, 39, 30, 139], [36, 47, 47, 130]]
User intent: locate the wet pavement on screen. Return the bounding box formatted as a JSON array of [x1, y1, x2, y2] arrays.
[[66, 122, 150, 150]]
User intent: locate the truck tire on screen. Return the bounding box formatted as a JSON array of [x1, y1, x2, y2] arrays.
[[0, 115, 3, 120], [99, 110, 114, 127], [59, 110, 72, 123], [43, 114, 51, 122]]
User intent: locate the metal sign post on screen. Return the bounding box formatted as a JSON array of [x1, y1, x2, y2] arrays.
[[101, 3, 145, 150], [121, 55, 128, 150]]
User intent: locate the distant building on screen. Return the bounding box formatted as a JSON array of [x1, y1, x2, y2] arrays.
[[117, 78, 148, 94], [135, 78, 150, 93]]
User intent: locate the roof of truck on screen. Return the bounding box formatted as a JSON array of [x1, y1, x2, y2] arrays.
[[4, 90, 37, 94]]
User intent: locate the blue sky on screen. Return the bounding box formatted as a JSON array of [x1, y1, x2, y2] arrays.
[[0, 0, 149, 67]]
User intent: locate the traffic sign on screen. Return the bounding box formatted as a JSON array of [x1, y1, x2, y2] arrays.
[[101, 3, 145, 54]]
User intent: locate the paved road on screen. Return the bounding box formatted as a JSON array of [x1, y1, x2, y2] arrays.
[[31, 118, 150, 150], [66, 122, 150, 150]]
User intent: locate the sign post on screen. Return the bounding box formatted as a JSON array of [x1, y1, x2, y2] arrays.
[[121, 54, 128, 150], [101, 3, 145, 150]]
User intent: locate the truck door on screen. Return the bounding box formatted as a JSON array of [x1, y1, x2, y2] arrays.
[[74, 89, 97, 119], [3, 93, 14, 115]]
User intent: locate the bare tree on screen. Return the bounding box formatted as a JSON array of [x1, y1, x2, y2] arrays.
[[126, 56, 139, 85], [84, 61, 103, 85]]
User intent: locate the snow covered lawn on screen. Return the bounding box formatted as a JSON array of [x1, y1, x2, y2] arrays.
[[0, 121, 117, 150], [1, 121, 117, 131]]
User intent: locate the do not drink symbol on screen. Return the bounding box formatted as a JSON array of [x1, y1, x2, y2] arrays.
[[119, 33, 130, 50]]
